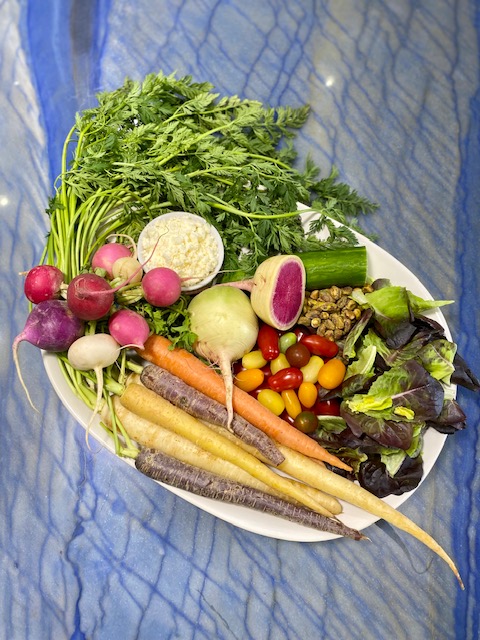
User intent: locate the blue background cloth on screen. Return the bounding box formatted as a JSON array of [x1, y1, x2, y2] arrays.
[[1, 1, 479, 638]]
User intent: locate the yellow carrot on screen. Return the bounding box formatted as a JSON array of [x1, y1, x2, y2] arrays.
[[276, 444, 464, 588], [108, 396, 324, 509], [202, 419, 342, 516], [120, 382, 337, 516], [138, 334, 351, 471]]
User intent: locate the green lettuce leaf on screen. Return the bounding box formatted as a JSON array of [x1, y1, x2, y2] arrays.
[[415, 338, 457, 384]]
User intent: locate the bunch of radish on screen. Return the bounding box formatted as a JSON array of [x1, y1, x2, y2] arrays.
[[14, 239, 184, 409]]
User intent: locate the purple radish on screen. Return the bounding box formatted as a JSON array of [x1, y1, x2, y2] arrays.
[[24, 265, 65, 303], [13, 299, 85, 409], [108, 309, 151, 349]]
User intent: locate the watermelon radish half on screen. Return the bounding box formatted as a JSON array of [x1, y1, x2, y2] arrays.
[[226, 255, 306, 330]]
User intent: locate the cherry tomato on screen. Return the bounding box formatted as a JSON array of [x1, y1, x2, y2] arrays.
[[234, 368, 264, 392], [300, 355, 324, 383], [242, 349, 267, 369], [257, 324, 280, 360], [260, 364, 274, 380], [280, 410, 296, 426], [281, 389, 302, 419], [285, 343, 311, 368], [232, 361, 245, 376], [317, 358, 346, 390], [270, 353, 290, 374], [300, 334, 339, 358], [293, 411, 318, 434], [279, 332, 297, 353], [257, 388, 285, 415], [268, 367, 303, 392], [312, 398, 341, 417], [297, 381, 318, 408], [293, 325, 312, 341]]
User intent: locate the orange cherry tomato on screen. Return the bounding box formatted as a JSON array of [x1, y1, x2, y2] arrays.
[[234, 368, 264, 392], [297, 381, 318, 408], [317, 358, 347, 390]]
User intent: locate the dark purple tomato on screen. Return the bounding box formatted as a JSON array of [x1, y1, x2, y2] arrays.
[[293, 411, 318, 434]]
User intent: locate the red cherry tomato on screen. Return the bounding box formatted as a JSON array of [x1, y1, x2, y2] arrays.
[[268, 367, 303, 392], [312, 398, 341, 417], [257, 324, 280, 361], [260, 364, 274, 380], [280, 410, 296, 426], [293, 325, 312, 342], [300, 334, 339, 358], [285, 343, 311, 368]]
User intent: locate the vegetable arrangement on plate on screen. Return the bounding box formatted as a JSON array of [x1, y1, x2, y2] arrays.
[[14, 71, 479, 589]]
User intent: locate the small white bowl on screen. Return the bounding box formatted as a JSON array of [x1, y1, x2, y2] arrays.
[[137, 211, 224, 292]]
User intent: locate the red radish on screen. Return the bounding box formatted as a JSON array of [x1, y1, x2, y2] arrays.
[[13, 299, 85, 408], [224, 255, 306, 331], [108, 309, 150, 349], [91, 243, 132, 278], [67, 273, 115, 321], [142, 267, 182, 307], [24, 265, 64, 303]]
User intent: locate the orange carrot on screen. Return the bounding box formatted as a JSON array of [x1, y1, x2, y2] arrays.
[[138, 334, 352, 471]]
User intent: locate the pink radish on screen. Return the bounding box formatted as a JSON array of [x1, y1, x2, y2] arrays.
[[24, 265, 64, 303], [108, 309, 150, 349], [13, 299, 85, 408], [66, 273, 115, 321], [91, 243, 132, 278], [142, 267, 182, 307]]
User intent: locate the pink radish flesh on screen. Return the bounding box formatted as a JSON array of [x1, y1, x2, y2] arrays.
[[271, 260, 305, 327], [24, 265, 64, 303], [67, 273, 115, 321]]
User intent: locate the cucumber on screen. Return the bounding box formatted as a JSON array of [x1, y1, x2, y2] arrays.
[[295, 246, 367, 289]]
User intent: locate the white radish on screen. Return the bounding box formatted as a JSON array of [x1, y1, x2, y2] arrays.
[[67, 334, 121, 445], [188, 286, 259, 427]]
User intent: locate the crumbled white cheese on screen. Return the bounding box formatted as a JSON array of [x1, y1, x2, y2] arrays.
[[141, 215, 220, 286]]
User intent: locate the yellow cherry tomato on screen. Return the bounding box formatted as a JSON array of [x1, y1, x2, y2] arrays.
[[317, 358, 347, 390], [234, 368, 265, 392], [281, 389, 302, 419], [242, 349, 267, 369], [300, 355, 324, 383], [270, 353, 290, 375], [257, 389, 285, 416], [297, 381, 318, 408]]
